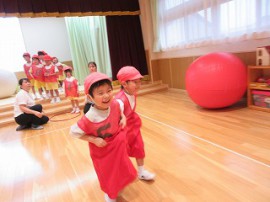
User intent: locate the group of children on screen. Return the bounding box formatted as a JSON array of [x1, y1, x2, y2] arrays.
[[23, 52, 154, 201], [22, 51, 80, 113], [70, 66, 155, 202]]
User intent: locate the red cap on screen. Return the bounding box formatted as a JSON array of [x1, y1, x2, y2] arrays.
[[63, 66, 72, 71], [23, 52, 30, 57], [43, 55, 52, 61], [117, 66, 143, 83], [84, 72, 111, 94], [32, 54, 39, 59]]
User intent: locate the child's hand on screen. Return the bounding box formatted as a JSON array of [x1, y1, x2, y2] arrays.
[[94, 137, 107, 147], [119, 114, 126, 128]]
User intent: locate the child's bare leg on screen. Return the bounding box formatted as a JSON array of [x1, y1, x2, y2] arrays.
[[71, 100, 76, 113], [54, 89, 61, 102], [136, 158, 144, 166], [75, 100, 80, 113], [49, 90, 54, 98], [54, 89, 59, 97]]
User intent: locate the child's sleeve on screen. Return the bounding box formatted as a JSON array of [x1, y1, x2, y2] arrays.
[[70, 123, 85, 138], [116, 99, 124, 113]]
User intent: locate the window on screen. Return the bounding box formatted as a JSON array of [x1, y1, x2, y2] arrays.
[[0, 17, 26, 72], [156, 0, 270, 51]]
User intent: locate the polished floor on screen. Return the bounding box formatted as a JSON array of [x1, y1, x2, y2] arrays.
[[0, 89, 269, 202]]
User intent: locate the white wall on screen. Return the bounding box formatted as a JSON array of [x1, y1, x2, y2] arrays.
[[19, 17, 72, 62]]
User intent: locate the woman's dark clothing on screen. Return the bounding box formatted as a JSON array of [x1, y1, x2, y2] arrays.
[[15, 104, 49, 126]]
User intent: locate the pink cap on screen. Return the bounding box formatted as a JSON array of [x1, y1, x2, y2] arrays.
[[43, 55, 52, 61], [63, 66, 72, 71], [32, 54, 39, 59], [117, 66, 143, 83], [84, 72, 111, 94], [23, 52, 30, 57]]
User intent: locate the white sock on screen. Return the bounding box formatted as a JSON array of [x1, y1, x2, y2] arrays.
[[138, 165, 144, 174], [104, 194, 116, 202]]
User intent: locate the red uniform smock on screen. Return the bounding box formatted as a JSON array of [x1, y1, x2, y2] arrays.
[[23, 63, 33, 80], [43, 65, 58, 82], [77, 100, 136, 199], [115, 90, 145, 159], [32, 64, 45, 82], [63, 78, 78, 97]]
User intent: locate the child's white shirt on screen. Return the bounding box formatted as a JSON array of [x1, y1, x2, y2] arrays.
[[25, 62, 32, 67], [55, 62, 63, 67], [44, 64, 59, 72], [70, 99, 124, 137], [124, 92, 135, 110]]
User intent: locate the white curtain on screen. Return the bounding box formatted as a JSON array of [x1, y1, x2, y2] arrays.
[[154, 0, 270, 51], [65, 16, 112, 85], [0, 17, 26, 72]]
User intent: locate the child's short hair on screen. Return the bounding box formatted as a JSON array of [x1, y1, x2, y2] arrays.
[[88, 61, 97, 67], [89, 79, 112, 97], [37, 51, 47, 56], [64, 69, 72, 74]]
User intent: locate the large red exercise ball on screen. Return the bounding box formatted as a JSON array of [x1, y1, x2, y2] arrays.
[[185, 52, 247, 109]]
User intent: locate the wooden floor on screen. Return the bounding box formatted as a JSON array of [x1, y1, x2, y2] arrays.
[[0, 89, 270, 202]]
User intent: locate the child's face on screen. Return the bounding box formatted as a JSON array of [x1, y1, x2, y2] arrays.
[[88, 64, 97, 73], [122, 79, 141, 95], [23, 56, 31, 62], [66, 71, 72, 77], [88, 83, 113, 110], [44, 60, 51, 66], [52, 58, 58, 64], [39, 55, 44, 60], [32, 58, 39, 65]]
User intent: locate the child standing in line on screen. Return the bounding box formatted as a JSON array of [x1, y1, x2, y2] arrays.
[[62, 66, 80, 114], [70, 72, 136, 202], [31, 55, 48, 100], [52, 56, 65, 90], [22, 52, 36, 99], [83, 61, 98, 114], [115, 66, 156, 181], [43, 55, 61, 103]]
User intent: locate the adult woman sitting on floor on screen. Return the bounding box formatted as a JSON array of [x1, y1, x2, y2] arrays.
[[14, 78, 49, 131]]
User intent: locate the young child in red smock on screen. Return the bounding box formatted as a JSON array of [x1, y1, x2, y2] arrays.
[[22, 52, 36, 99], [31, 55, 47, 100], [62, 66, 80, 113], [52, 56, 65, 89], [43, 55, 61, 103], [70, 72, 136, 202], [115, 66, 155, 181]]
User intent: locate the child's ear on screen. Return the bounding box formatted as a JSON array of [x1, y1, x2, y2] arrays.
[[122, 81, 128, 88], [87, 94, 94, 102]]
